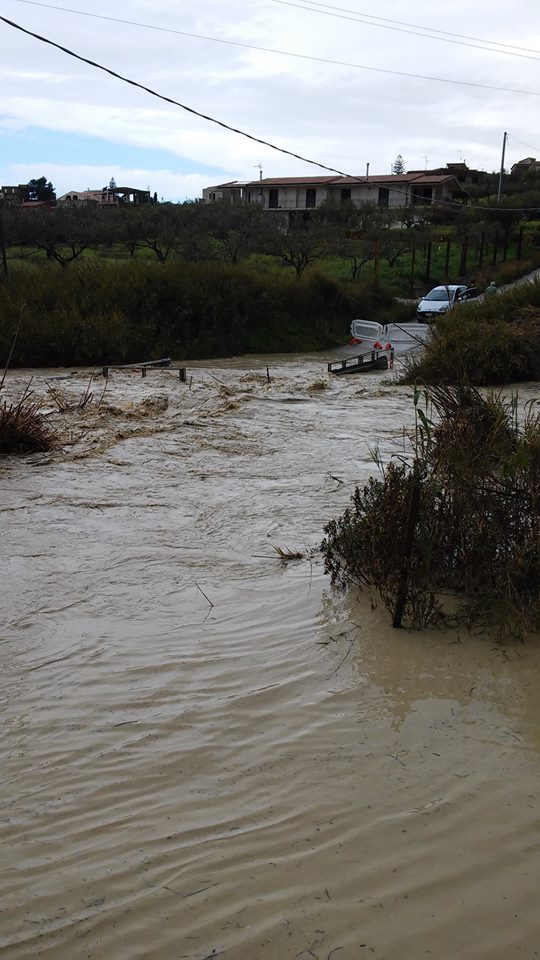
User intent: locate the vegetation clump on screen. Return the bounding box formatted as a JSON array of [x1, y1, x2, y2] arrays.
[[0, 396, 57, 453], [321, 385, 540, 639], [404, 282, 540, 386]]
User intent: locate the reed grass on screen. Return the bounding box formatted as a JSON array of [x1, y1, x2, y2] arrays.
[[0, 396, 57, 453]]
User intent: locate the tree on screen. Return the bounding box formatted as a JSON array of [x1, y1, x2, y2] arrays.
[[258, 211, 332, 278], [26, 177, 55, 202], [205, 202, 267, 265], [392, 155, 405, 175]]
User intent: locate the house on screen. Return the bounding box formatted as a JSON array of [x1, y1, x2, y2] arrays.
[[408, 163, 490, 194], [223, 172, 467, 211], [202, 181, 249, 204], [511, 157, 540, 177], [0, 184, 31, 206], [57, 186, 151, 207]]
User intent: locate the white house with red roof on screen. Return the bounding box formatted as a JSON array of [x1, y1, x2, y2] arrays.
[[202, 172, 467, 210]]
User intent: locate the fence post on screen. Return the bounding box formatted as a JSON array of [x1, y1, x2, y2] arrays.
[[478, 231, 485, 270], [444, 239, 451, 279], [424, 240, 432, 281], [492, 230, 499, 266], [517, 225, 524, 260], [409, 242, 416, 296], [459, 235, 468, 277]]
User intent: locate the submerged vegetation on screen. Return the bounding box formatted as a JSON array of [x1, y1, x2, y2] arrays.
[[321, 385, 540, 639], [0, 394, 57, 453]]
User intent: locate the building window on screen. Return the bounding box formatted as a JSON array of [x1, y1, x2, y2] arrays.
[[412, 186, 433, 206], [341, 188, 351, 204], [269, 188, 279, 208], [306, 188, 316, 208], [378, 187, 389, 208]]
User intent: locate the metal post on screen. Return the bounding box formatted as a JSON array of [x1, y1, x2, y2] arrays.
[[497, 131, 507, 202]]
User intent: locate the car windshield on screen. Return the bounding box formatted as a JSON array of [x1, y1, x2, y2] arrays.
[[424, 288, 452, 302]]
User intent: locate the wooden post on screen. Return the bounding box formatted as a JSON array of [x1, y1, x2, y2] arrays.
[[503, 227, 510, 262], [178, 367, 187, 382], [517, 226, 524, 260], [373, 238, 380, 284], [492, 231, 499, 266], [102, 366, 109, 378], [478, 231, 485, 269], [409, 242, 416, 296], [444, 239, 451, 279], [392, 475, 422, 629], [459, 235, 468, 277], [141, 367, 146, 378], [266, 365, 271, 383], [424, 241, 432, 282]]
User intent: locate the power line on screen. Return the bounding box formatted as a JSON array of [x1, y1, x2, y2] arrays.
[[508, 133, 540, 156], [270, 0, 540, 58], [5, 0, 540, 99], [271, 0, 540, 63], [1, 13, 539, 213]]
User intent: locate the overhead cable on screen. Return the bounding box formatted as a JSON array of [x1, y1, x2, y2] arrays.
[[269, 0, 540, 57], [271, 0, 540, 63], [1, 13, 539, 213], [6, 0, 540, 97]]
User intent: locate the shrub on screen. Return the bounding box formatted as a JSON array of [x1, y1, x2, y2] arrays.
[[0, 261, 379, 367], [321, 385, 540, 639], [404, 281, 540, 385], [0, 397, 57, 453]]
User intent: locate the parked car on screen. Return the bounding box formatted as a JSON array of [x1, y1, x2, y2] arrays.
[[416, 284, 480, 320]]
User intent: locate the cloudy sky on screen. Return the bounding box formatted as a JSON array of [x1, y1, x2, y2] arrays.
[[1, 0, 539, 200]]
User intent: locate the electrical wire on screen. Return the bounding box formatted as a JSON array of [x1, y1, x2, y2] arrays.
[[271, 0, 540, 63], [5, 0, 540, 98], [269, 0, 540, 58], [508, 133, 540, 156], [15, 0, 540, 60], [1, 12, 539, 213]]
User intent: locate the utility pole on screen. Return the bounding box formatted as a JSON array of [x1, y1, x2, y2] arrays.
[[497, 131, 507, 202]]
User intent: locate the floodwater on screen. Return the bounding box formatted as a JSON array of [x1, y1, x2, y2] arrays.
[[1, 357, 539, 960]]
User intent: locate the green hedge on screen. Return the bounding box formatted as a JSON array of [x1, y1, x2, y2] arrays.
[[0, 261, 392, 367]]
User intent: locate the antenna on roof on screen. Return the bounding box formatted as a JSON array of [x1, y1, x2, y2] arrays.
[[254, 163, 263, 182]]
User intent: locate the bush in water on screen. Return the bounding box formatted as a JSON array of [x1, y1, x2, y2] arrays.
[[0, 397, 57, 454], [321, 385, 540, 639]]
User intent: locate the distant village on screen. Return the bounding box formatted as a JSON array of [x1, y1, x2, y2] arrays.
[[1, 158, 540, 213]]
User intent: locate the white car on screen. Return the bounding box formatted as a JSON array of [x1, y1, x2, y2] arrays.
[[416, 284, 480, 320]]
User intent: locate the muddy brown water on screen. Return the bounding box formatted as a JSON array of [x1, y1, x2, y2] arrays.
[[1, 357, 539, 960]]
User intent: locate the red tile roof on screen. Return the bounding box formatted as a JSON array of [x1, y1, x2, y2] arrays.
[[245, 173, 460, 188]]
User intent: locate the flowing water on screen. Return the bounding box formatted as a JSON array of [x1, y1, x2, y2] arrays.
[[1, 357, 539, 960]]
